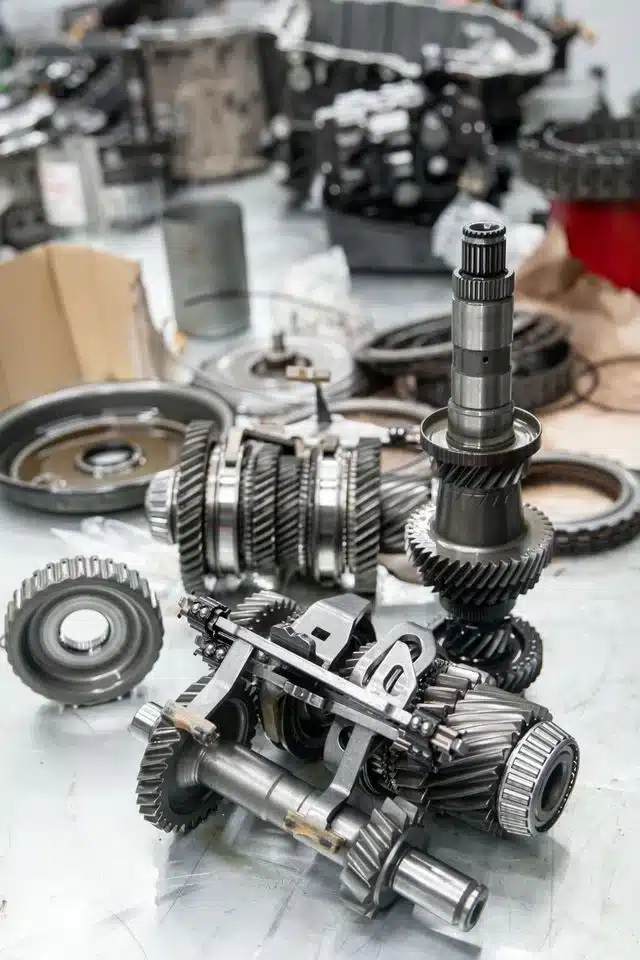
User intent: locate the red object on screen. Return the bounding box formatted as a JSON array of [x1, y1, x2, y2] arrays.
[[551, 199, 640, 293]]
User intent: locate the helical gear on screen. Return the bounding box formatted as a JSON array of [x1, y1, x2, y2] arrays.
[[348, 438, 382, 592], [406, 502, 554, 609], [228, 590, 302, 636], [136, 672, 258, 833], [175, 421, 215, 595], [432, 616, 544, 693], [275, 456, 303, 574], [245, 443, 281, 573], [339, 801, 410, 917], [379, 471, 432, 554]]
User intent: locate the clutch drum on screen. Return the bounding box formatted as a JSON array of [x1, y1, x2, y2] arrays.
[[0, 380, 233, 513], [197, 334, 362, 416]]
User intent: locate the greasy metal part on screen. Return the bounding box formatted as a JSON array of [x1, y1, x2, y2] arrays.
[[0, 380, 232, 514], [406, 223, 553, 689], [133, 590, 578, 931], [196, 333, 363, 417], [3, 556, 163, 706], [524, 452, 640, 555]]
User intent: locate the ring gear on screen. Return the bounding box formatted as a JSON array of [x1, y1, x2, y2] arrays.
[[433, 616, 544, 693], [3, 556, 163, 706], [136, 673, 258, 833], [176, 421, 215, 594]]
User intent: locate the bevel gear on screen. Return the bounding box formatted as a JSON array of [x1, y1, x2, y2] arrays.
[[135, 673, 258, 833], [229, 590, 302, 635]]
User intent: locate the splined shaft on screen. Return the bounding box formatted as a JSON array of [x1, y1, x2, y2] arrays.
[[406, 222, 554, 691]]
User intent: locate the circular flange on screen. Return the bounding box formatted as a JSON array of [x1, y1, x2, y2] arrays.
[[3, 556, 164, 706], [0, 381, 233, 514], [421, 407, 542, 468]]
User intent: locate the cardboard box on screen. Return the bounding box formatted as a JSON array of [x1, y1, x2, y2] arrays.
[[0, 243, 171, 412]]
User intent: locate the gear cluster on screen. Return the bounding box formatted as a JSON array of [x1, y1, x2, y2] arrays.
[[146, 421, 427, 595], [131, 590, 579, 931]]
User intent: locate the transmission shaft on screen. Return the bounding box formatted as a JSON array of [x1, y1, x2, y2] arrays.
[[406, 223, 554, 690]]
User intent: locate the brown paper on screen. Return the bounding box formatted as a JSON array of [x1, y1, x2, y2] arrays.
[[515, 221, 640, 467], [0, 244, 173, 413]]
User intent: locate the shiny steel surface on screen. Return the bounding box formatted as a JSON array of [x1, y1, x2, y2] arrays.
[[312, 451, 346, 584], [0, 174, 637, 960]]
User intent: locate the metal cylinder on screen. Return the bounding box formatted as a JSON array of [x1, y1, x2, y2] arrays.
[[195, 741, 364, 859], [193, 741, 486, 927], [447, 223, 516, 449], [392, 849, 488, 932], [163, 199, 250, 339]]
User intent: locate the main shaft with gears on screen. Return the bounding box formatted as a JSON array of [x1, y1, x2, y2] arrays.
[[406, 223, 554, 691]]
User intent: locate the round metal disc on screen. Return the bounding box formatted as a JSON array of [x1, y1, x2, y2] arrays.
[[0, 381, 233, 514]]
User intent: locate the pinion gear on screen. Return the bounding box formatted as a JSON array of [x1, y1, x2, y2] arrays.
[[275, 455, 302, 574]]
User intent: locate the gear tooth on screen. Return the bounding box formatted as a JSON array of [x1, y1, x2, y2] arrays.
[[339, 805, 403, 915], [242, 442, 280, 574], [135, 672, 258, 834], [380, 473, 431, 553], [275, 455, 302, 573], [176, 421, 215, 594], [4, 556, 164, 705], [347, 439, 382, 593], [229, 591, 301, 637]]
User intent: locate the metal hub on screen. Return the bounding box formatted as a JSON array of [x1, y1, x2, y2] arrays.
[[76, 440, 144, 477], [58, 609, 111, 654]]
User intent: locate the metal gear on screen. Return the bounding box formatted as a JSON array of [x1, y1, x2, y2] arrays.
[[339, 801, 410, 917], [524, 452, 640, 555], [405, 502, 554, 609], [380, 471, 432, 553], [3, 556, 163, 706], [136, 673, 258, 833], [520, 115, 640, 201], [433, 616, 544, 693], [244, 442, 281, 574], [275, 455, 302, 574], [176, 421, 215, 595], [348, 438, 382, 593], [228, 590, 302, 635]]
